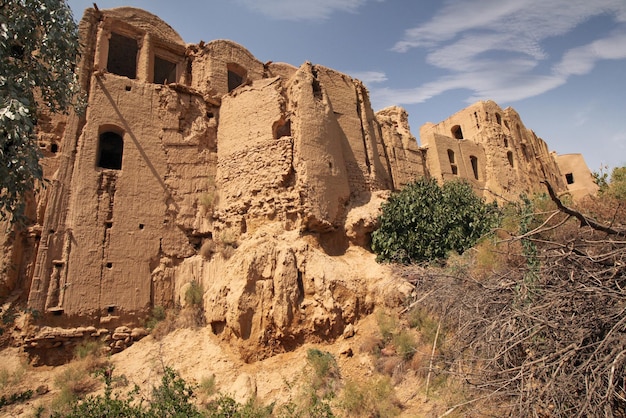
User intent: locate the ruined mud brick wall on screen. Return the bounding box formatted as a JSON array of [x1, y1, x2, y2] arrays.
[[0, 6, 598, 356], [420, 100, 572, 202], [18, 6, 422, 332], [555, 153, 599, 200]]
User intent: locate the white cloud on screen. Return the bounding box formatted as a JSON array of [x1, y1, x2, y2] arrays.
[[385, 0, 626, 106], [554, 30, 626, 77], [347, 71, 388, 84], [235, 0, 371, 21]]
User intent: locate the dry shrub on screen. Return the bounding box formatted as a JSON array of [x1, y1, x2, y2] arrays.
[[376, 355, 403, 377], [151, 305, 205, 340], [50, 364, 99, 414], [359, 334, 383, 354], [399, 191, 626, 416], [408, 343, 432, 378], [200, 240, 216, 260]]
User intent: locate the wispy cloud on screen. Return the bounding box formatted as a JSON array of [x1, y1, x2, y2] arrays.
[[347, 71, 388, 84], [235, 0, 378, 21], [379, 0, 626, 106]]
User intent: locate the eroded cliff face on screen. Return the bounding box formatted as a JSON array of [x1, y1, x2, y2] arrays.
[[1, 6, 595, 364]]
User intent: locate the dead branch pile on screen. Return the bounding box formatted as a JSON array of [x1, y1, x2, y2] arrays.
[[402, 189, 626, 417]]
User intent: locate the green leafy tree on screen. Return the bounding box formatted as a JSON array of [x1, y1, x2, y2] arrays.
[[372, 178, 500, 263], [0, 0, 80, 223], [607, 165, 626, 200]]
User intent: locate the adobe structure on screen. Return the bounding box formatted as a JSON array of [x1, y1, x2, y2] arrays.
[[0, 7, 597, 361]]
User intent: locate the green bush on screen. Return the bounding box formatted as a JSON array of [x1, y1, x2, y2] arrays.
[[371, 178, 500, 263]]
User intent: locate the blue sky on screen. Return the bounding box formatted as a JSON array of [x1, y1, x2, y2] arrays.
[[67, 0, 626, 173]]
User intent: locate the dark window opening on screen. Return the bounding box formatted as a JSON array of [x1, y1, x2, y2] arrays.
[[451, 165, 458, 175], [451, 125, 463, 140], [504, 138, 509, 148], [274, 119, 291, 139], [125, 85, 132, 91], [107, 32, 138, 79], [470, 155, 479, 180], [495, 113, 502, 125], [521, 144, 529, 160], [97, 131, 124, 170], [107, 305, 115, 313], [447, 149, 455, 163], [227, 63, 247, 92], [50, 143, 59, 153], [507, 151, 514, 167], [206, 112, 214, 119], [154, 56, 177, 84], [106, 262, 113, 268], [139, 223, 145, 230], [565, 173, 574, 184]]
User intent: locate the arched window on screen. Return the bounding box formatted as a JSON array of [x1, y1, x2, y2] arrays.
[[107, 33, 138, 79], [495, 113, 502, 125], [470, 155, 479, 180], [97, 132, 124, 170], [451, 125, 463, 140], [507, 151, 514, 167]]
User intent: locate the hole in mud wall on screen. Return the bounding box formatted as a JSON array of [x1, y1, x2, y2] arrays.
[[106, 262, 113, 269], [211, 321, 226, 335], [206, 112, 214, 119], [504, 138, 509, 148], [97, 131, 124, 170], [50, 143, 59, 153], [107, 305, 115, 313], [154, 56, 177, 84], [274, 119, 291, 139], [565, 173, 574, 184], [470, 155, 479, 180], [125, 85, 131, 91], [139, 223, 145, 230], [507, 151, 514, 167], [495, 113, 502, 125], [107, 32, 138, 79], [451, 125, 463, 140], [227, 62, 246, 92]]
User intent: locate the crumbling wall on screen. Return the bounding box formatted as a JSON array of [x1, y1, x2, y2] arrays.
[[555, 153, 599, 200], [376, 106, 427, 188]]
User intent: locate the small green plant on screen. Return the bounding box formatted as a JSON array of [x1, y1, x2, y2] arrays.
[[74, 339, 102, 360], [199, 374, 217, 397], [306, 349, 339, 387], [376, 310, 398, 343], [408, 306, 441, 347], [393, 330, 417, 361], [185, 281, 204, 306], [146, 305, 167, 330], [339, 376, 400, 417]]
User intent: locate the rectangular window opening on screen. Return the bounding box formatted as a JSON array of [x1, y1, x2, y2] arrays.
[[154, 56, 177, 84], [107, 32, 138, 79]]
